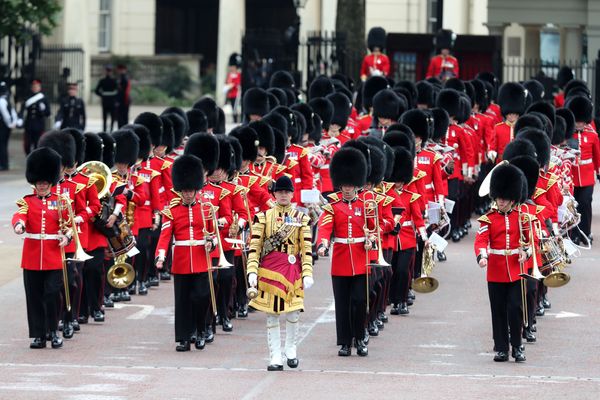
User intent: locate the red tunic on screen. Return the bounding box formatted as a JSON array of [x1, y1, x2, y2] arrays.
[[286, 144, 315, 203], [426, 55, 459, 80], [360, 53, 390, 78], [236, 173, 272, 217], [215, 180, 248, 252], [146, 156, 174, 207], [69, 172, 103, 251], [225, 71, 241, 100], [572, 127, 600, 187], [51, 179, 86, 253], [12, 193, 69, 270], [416, 148, 444, 203], [485, 103, 503, 126], [491, 121, 514, 163], [554, 92, 565, 108], [444, 123, 474, 180], [156, 199, 214, 274], [356, 114, 373, 135], [474, 208, 530, 283], [132, 166, 162, 233]]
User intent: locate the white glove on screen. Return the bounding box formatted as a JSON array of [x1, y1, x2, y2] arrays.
[[74, 216, 84, 225], [16, 118, 23, 128], [54, 121, 61, 129], [303, 276, 314, 290], [487, 150, 497, 162], [39, 102, 45, 111], [248, 272, 257, 288]]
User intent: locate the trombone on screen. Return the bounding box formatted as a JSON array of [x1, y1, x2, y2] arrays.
[[363, 193, 390, 313], [413, 242, 439, 293]]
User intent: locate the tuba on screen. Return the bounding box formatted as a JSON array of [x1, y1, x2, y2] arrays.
[[413, 242, 439, 293], [107, 254, 136, 289], [78, 161, 112, 199]]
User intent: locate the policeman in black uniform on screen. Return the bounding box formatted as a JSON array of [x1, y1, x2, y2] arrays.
[[20, 79, 51, 155], [55, 83, 86, 130], [95, 65, 118, 132]]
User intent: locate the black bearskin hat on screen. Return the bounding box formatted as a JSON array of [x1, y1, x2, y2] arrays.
[[514, 114, 543, 135], [123, 124, 151, 161], [308, 75, 335, 100], [556, 108, 575, 140], [272, 106, 299, 143], [62, 128, 86, 166], [267, 87, 288, 107], [366, 145, 386, 185], [489, 163, 525, 202], [517, 128, 551, 167], [498, 82, 527, 117], [326, 92, 352, 130], [383, 129, 415, 157], [476, 71, 498, 91], [444, 78, 466, 94], [134, 112, 163, 147], [162, 106, 189, 135], [291, 103, 315, 134], [557, 66, 574, 89], [565, 95, 593, 123], [436, 88, 461, 118], [416, 81, 435, 107], [308, 97, 334, 130], [39, 130, 76, 168], [359, 136, 393, 181], [552, 115, 567, 145], [227, 136, 243, 173], [26, 147, 62, 185], [186, 109, 208, 135], [228, 52, 242, 68], [84, 132, 103, 162], [172, 154, 204, 191], [112, 129, 139, 166], [249, 120, 275, 156], [502, 138, 537, 161], [272, 126, 287, 164], [283, 87, 297, 107], [216, 107, 226, 134], [401, 109, 432, 143], [342, 139, 372, 179], [528, 111, 553, 140], [523, 80, 545, 103], [331, 73, 352, 91], [394, 81, 417, 107], [510, 155, 540, 200], [184, 132, 220, 174], [389, 147, 414, 184], [430, 108, 450, 142], [215, 135, 235, 173], [333, 80, 353, 102], [162, 112, 185, 149], [564, 79, 589, 99], [267, 92, 280, 110], [367, 27, 386, 51], [243, 87, 270, 117], [228, 126, 259, 162], [470, 79, 489, 112], [308, 113, 323, 144], [192, 97, 219, 129], [527, 101, 555, 127], [98, 132, 115, 168], [330, 147, 368, 188], [456, 96, 471, 124], [158, 115, 175, 150], [269, 70, 295, 90], [435, 29, 456, 50], [362, 76, 389, 110], [373, 89, 401, 120], [293, 110, 306, 138], [263, 111, 288, 138]]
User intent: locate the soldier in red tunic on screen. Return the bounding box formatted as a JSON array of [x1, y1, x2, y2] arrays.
[[13, 147, 71, 349], [155, 155, 216, 352], [360, 27, 390, 81], [317, 147, 373, 357], [491, 82, 528, 163], [474, 163, 531, 362], [426, 29, 459, 81]]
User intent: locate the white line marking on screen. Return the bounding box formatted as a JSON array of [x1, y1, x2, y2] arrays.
[[113, 303, 155, 320], [555, 311, 583, 319]]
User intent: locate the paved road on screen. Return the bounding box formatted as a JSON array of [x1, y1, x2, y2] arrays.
[[1, 156, 599, 398]]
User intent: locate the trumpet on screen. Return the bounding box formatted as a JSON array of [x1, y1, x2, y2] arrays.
[[413, 242, 439, 293]]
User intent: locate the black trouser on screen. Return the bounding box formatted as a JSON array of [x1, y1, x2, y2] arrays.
[[574, 185, 594, 238], [217, 250, 235, 319], [148, 228, 161, 280], [389, 248, 415, 304], [0, 125, 10, 169], [23, 128, 44, 155], [448, 178, 461, 230], [331, 275, 367, 346], [133, 228, 152, 284], [81, 248, 105, 316], [368, 265, 383, 323], [23, 269, 63, 338], [117, 103, 129, 128], [487, 281, 523, 352], [227, 98, 238, 123], [413, 237, 424, 280], [173, 273, 210, 342], [63, 255, 83, 323], [525, 277, 537, 328], [234, 254, 247, 309], [101, 99, 117, 132], [379, 249, 393, 313]]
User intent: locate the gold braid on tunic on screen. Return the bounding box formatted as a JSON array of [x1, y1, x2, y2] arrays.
[[247, 203, 313, 314]]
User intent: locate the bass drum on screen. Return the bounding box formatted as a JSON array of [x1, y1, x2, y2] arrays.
[[107, 218, 136, 257]]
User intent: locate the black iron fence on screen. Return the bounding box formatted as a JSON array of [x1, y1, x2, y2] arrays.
[[36, 44, 84, 103]]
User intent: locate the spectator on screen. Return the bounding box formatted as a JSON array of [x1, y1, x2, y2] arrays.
[[0, 81, 18, 170], [55, 82, 86, 130], [95, 65, 118, 132], [20, 79, 50, 155]]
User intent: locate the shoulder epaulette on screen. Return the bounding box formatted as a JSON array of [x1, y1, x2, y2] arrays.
[[233, 185, 245, 195], [219, 187, 231, 200], [477, 214, 491, 224], [327, 192, 340, 202], [383, 195, 394, 207], [546, 175, 559, 189], [494, 121, 505, 128], [287, 159, 299, 169], [86, 176, 97, 189], [276, 164, 287, 175], [433, 152, 443, 163], [536, 205, 545, 214], [533, 187, 546, 199], [169, 196, 181, 207], [150, 170, 161, 179], [160, 208, 173, 220], [383, 181, 394, 193], [16, 198, 28, 214], [161, 160, 172, 170], [135, 176, 145, 186], [75, 183, 86, 194], [417, 170, 426, 179], [410, 192, 421, 203], [374, 193, 386, 204], [259, 176, 271, 187], [300, 148, 308, 158], [248, 175, 259, 187], [322, 204, 334, 213]]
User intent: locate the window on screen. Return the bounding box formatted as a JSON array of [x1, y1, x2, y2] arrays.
[[98, 0, 112, 52], [427, 0, 441, 34]]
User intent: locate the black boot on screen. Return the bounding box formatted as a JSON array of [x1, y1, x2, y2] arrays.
[[338, 345, 351, 356], [103, 296, 114, 308], [356, 339, 368, 356], [451, 229, 461, 242], [63, 321, 74, 339], [222, 317, 233, 332], [93, 310, 105, 322], [512, 346, 526, 362], [204, 327, 215, 343], [176, 341, 190, 352], [160, 271, 171, 281], [522, 327, 536, 343], [121, 290, 131, 301], [390, 304, 400, 315], [194, 336, 206, 350], [542, 296, 551, 309], [437, 251, 447, 262], [138, 281, 148, 295], [50, 331, 63, 349], [378, 312, 388, 323], [493, 351, 509, 362], [237, 305, 248, 318], [399, 302, 409, 315], [30, 337, 46, 349], [368, 321, 379, 337]]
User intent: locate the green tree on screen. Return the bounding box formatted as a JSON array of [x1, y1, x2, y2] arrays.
[[335, 0, 366, 82], [0, 0, 62, 41]]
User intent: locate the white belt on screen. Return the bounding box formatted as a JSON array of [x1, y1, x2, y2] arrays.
[[144, 200, 151, 206], [488, 248, 519, 255], [320, 164, 330, 170], [294, 178, 302, 183], [173, 239, 206, 246], [24, 233, 60, 240], [579, 159, 593, 165], [401, 221, 413, 227], [424, 183, 434, 190], [332, 237, 366, 244]]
